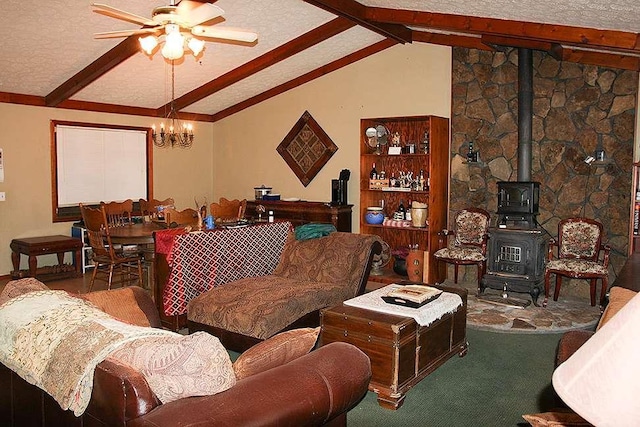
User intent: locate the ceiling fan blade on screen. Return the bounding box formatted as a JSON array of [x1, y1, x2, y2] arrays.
[[177, 1, 224, 27], [94, 28, 160, 39], [192, 26, 258, 43], [92, 3, 155, 26]]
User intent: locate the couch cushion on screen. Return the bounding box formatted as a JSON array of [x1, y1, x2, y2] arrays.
[[597, 286, 637, 331], [272, 232, 380, 297], [0, 278, 49, 306], [188, 276, 354, 340], [233, 327, 320, 380], [109, 331, 236, 404], [81, 287, 151, 327]]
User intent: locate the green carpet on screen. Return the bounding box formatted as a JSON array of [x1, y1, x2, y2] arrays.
[[347, 328, 563, 427]]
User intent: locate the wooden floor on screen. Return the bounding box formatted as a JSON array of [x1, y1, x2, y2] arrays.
[[0, 273, 114, 295]]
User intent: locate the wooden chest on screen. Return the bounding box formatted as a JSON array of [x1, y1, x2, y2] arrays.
[[319, 285, 468, 409]]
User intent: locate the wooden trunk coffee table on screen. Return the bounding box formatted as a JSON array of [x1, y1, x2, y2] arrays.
[[319, 284, 468, 410]]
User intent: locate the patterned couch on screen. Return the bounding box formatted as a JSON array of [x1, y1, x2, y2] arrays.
[[188, 232, 383, 352]]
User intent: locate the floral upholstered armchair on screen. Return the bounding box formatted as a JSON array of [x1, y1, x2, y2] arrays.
[[434, 208, 491, 287], [543, 217, 611, 307]]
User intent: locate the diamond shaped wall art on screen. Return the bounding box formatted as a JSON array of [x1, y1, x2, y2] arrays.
[[277, 111, 338, 187]]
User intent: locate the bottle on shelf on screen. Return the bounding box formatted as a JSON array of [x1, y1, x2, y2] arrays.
[[418, 170, 425, 191], [370, 162, 378, 180], [398, 200, 406, 220]]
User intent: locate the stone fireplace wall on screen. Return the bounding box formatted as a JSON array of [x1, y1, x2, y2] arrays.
[[450, 47, 638, 289]]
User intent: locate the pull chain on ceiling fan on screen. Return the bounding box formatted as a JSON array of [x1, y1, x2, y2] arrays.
[[92, 0, 258, 61]]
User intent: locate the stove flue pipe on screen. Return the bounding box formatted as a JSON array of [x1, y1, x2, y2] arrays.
[[517, 48, 533, 182]]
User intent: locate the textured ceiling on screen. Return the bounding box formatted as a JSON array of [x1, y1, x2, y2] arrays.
[[0, 0, 638, 119]]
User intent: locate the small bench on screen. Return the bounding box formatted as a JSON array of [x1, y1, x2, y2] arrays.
[[10, 235, 83, 281]]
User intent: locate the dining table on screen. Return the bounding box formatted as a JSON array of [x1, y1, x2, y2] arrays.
[[107, 222, 166, 245]]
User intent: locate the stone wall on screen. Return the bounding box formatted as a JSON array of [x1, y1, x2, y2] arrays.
[[450, 47, 638, 290]]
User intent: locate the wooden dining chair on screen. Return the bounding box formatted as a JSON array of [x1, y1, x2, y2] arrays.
[[139, 197, 175, 219], [209, 198, 247, 223], [101, 199, 134, 227], [79, 203, 143, 291], [163, 207, 200, 229]]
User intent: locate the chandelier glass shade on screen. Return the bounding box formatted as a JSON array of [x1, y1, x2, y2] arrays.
[[152, 62, 194, 149], [139, 24, 205, 61]]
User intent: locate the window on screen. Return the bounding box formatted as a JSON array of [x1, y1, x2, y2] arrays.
[[51, 120, 153, 222]]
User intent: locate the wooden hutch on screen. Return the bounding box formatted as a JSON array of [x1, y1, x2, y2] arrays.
[[360, 115, 449, 284]]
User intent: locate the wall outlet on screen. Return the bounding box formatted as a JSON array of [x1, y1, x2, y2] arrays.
[[0, 192, 5, 201]]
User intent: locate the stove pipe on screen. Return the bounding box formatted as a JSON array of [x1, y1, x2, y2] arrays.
[[517, 48, 533, 182]]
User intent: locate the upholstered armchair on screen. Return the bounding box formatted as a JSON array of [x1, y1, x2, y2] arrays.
[[543, 217, 611, 307], [434, 208, 491, 287]]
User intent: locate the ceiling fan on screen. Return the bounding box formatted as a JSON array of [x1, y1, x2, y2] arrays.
[[92, 1, 258, 60]]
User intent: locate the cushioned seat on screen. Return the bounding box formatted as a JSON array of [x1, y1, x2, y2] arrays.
[[188, 276, 355, 340], [187, 232, 382, 351]]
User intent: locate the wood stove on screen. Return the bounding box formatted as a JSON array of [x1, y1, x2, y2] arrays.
[[497, 181, 539, 228], [481, 181, 548, 305]]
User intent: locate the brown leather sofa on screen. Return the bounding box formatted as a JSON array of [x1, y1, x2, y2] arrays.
[[0, 286, 372, 427]]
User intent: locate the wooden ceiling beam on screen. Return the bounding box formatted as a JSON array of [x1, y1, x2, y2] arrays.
[[44, 37, 141, 107], [304, 0, 412, 43], [364, 7, 640, 53], [212, 38, 397, 122], [413, 32, 492, 51], [169, 17, 355, 112], [481, 34, 553, 52], [550, 45, 640, 71]]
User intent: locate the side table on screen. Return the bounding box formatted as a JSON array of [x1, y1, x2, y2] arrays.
[[10, 235, 83, 281], [319, 284, 468, 410]]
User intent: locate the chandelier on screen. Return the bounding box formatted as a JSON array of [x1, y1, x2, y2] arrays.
[[139, 24, 205, 61], [152, 61, 194, 148]]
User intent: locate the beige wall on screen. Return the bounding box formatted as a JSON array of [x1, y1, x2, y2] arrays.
[[0, 42, 451, 276], [0, 104, 214, 275], [212, 43, 452, 229]]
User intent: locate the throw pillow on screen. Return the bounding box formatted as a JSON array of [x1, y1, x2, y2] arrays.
[[0, 278, 49, 306], [522, 411, 591, 426], [597, 287, 637, 330], [81, 287, 151, 327], [109, 331, 236, 404], [233, 327, 320, 380]]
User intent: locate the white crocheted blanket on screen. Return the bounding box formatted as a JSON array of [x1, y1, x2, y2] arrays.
[[0, 290, 176, 416], [344, 284, 463, 326]]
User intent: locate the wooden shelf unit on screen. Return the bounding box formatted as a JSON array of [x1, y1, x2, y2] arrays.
[[360, 115, 449, 284]]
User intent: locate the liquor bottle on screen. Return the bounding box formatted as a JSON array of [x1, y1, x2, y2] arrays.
[[418, 170, 425, 191], [398, 200, 406, 220], [369, 162, 378, 180]]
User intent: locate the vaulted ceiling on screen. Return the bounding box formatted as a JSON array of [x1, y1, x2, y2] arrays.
[[1, 0, 638, 122]]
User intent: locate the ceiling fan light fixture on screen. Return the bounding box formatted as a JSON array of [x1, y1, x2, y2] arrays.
[[139, 35, 158, 55], [187, 37, 205, 57], [161, 25, 184, 60]]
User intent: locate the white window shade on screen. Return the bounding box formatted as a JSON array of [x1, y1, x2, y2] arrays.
[[56, 125, 147, 207]]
